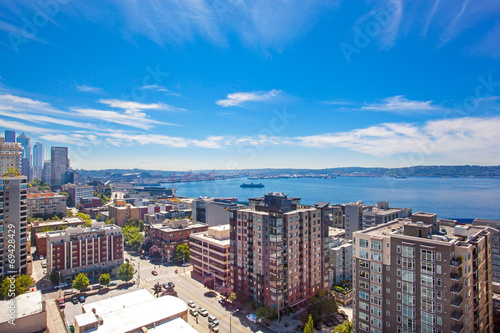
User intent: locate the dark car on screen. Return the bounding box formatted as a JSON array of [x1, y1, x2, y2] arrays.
[[71, 296, 79, 304], [167, 282, 175, 288], [92, 284, 103, 290], [82, 287, 91, 292], [162, 283, 169, 289], [79, 296, 86, 303]]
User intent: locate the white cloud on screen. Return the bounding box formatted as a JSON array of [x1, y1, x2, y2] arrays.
[[99, 99, 186, 114], [76, 85, 105, 94], [216, 89, 283, 107], [360, 95, 438, 113], [141, 85, 182, 97]]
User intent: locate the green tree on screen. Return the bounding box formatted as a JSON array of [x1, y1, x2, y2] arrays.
[[16, 275, 34, 292], [173, 244, 190, 263], [40, 226, 56, 232], [72, 273, 90, 292], [117, 262, 135, 282], [76, 212, 92, 227], [304, 315, 314, 333], [334, 320, 353, 333], [125, 218, 144, 232], [0, 275, 35, 299], [122, 225, 143, 250], [257, 306, 277, 321], [50, 272, 61, 286], [67, 209, 74, 217], [96, 213, 105, 222], [99, 273, 111, 287], [59, 191, 69, 204], [105, 217, 115, 225], [3, 167, 21, 177]]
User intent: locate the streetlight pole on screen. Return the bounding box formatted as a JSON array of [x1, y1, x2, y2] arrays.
[[230, 308, 239, 333]]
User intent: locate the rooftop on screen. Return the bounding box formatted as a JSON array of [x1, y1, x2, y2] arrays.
[[329, 227, 345, 238], [0, 291, 44, 323], [33, 217, 86, 228], [75, 290, 188, 332], [148, 317, 199, 333]]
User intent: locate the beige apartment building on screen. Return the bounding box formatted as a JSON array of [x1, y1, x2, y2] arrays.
[[190, 225, 231, 286], [108, 199, 140, 226], [352, 213, 493, 333], [27, 192, 67, 218], [0, 137, 21, 175]]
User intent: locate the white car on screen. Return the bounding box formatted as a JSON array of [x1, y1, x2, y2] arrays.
[[187, 301, 196, 308], [246, 314, 259, 323]]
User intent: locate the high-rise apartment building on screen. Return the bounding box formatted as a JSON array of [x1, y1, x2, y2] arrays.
[[472, 218, 500, 284], [0, 137, 22, 175], [345, 201, 411, 239], [192, 197, 239, 226], [50, 147, 69, 189], [0, 176, 29, 276], [4, 130, 16, 143], [352, 213, 494, 333], [229, 192, 330, 315], [33, 142, 45, 179], [64, 184, 93, 207], [42, 161, 51, 185], [16, 133, 32, 181]]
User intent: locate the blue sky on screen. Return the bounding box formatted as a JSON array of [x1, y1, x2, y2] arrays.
[[0, 0, 499, 171]]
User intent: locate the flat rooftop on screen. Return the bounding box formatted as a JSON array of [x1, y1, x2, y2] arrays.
[[148, 317, 199, 333], [75, 290, 188, 332], [33, 217, 86, 227], [190, 231, 230, 246], [329, 227, 345, 238], [0, 291, 44, 323]]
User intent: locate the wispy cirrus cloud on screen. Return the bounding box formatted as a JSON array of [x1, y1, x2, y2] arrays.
[[141, 84, 182, 97], [360, 95, 438, 113], [76, 84, 106, 94], [216, 89, 284, 107]]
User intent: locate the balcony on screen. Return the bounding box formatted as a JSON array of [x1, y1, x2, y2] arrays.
[[451, 284, 463, 293], [451, 310, 464, 321], [451, 297, 463, 307], [451, 323, 464, 333], [451, 257, 463, 267], [451, 272, 463, 280]]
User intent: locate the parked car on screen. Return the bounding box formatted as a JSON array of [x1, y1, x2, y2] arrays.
[[92, 284, 103, 290], [182, 263, 190, 267], [151, 270, 158, 276], [43, 269, 47, 274], [82, 287, 91, 292], [108, 282, 117, 287], [125, 258, 130, 262], [162, 283, 169, 289], [55, 282, 68, 289], [208, 315, 219, 326], [208, 322, 219, 332], [64, 289, 76, 296], [218, 299, 228, 306], [167, 282, 175, 288], [71, 296, 79, 304], [58, 299, 65, 309], [246, 314, 258, 323], [187, 301, 196, 308], [189, 309, 198, 316], [198, 307, 208, 317], [79, 296, 86, 303]]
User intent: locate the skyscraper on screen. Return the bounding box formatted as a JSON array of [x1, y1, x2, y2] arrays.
[[0, 175, 29, 276], [352, 213, 494, 333], [229, 192, 330, 316], [51, 147, 69, 189], [33, 142, 46, 179], [4, 130, 16, 143], [16, 133, 32, 181]]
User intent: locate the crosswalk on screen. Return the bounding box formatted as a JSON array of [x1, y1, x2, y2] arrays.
[[143, 272, 178, 282]]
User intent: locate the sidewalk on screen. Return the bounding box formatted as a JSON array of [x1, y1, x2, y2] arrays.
[[46, 299, 68, 333], [267, 308, 305, 333]]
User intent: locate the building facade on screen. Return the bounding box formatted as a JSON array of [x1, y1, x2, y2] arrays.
[[0, 138, 22, 175], [352, 214, 494, 333], [108, 200, 140, 227], [50, 147, 69, 189], [65, 184, 93, 207], [27, 192, 67, 218], [229, 192, 330, 314], [329, 238, 353, 286], [32, 142, 45, 179], [192, 198, 238, 226], [190, 225, 231, 286], [145, 219, 208, 262], [0, 176, 29, 276], [4, 130, 16, 143], [46, 222, 124, 279]]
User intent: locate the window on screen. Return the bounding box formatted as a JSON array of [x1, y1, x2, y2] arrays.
[[421, 249, 435, 262], [402, 258, 415, 270], [359, 270, 369, 279], [397, 245, 401, 253], [371, 295, 382, 306], [437, 303, 442, 313], [370, 274, 382, 284], [402, 281, 414, 294], [402, 317, 415, 330], [402, 305, 414, 318], [371, 240, 382, 250], [421, 286, 435, 300], [359, 281, 369, 290], [421, 299, 435, 312], [370, 306, 382, 317], [421, 312, 435, 325], [421, 274, 435, 287], [371, 262, 382, 273], [421, 262, 435, 275], [437, 316, 442, 325], [359, 301, 369, 311], [436, 252, 441, 261], [359, 311, 369, 321], [370, 284, 382, 295], [402, 270, 414, 282], [360, 239, 369, 248], [360, 250, 369, 259], [402, 246, 415, 258], [421, 324, 436, 333], [436, 290, 442, 299], [402, 293, 414, 306], [359, 291, 369, 300], [371, 252, 382, 262]]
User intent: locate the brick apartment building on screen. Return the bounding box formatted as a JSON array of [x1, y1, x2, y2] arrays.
[[145, 219, 208, 262], [46, 222, 124, 279], [229, 192, 330, 315], [352, 213, 494, 333]]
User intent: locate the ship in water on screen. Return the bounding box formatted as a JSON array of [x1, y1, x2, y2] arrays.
[[240, 183, 265, 188]]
